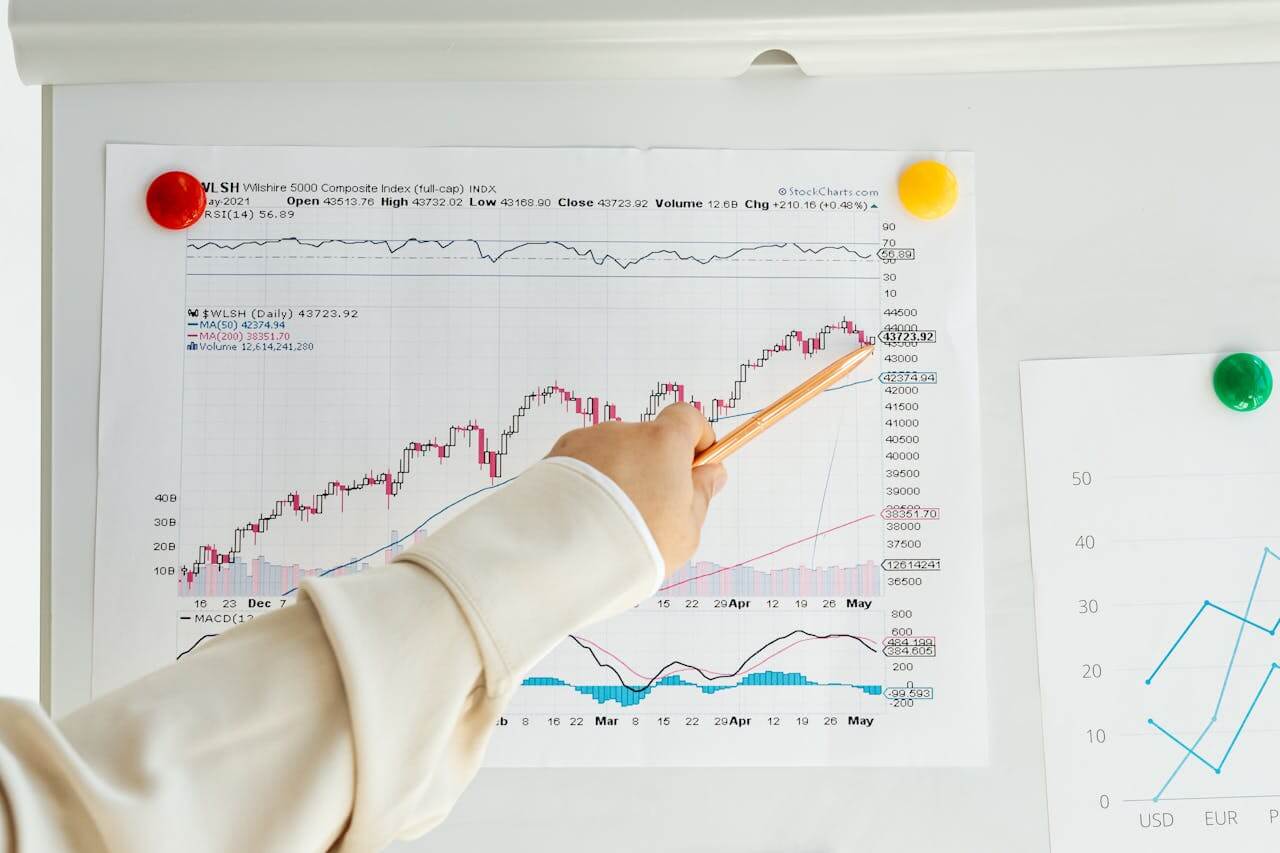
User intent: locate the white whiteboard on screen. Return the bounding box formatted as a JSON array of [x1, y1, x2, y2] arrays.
[[47, 64, 1280, 851]]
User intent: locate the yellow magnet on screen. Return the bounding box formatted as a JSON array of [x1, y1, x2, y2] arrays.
[[897, 160, 958, 220]]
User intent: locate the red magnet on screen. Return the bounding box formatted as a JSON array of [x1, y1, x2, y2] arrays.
[[146, 171, 207, 230]]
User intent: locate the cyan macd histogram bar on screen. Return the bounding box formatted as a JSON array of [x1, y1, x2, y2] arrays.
[[522, 670, 885, 708]]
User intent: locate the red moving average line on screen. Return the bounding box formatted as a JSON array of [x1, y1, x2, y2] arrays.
[[656, 513, 878, 592], [185, 319, 872, 583]]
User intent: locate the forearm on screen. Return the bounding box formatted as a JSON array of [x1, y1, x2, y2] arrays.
[[0, 593, 361, 853], [0, 458, 661, 852]]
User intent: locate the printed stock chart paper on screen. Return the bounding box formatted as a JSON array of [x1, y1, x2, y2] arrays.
[[1023, 354, 1280, 850], [94, 146, 984, 766]]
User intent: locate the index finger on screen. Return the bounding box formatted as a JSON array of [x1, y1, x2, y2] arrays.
[[654, 402, 716, 453]]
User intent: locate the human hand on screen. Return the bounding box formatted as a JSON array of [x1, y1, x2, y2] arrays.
[[546, 403, 728, 575]]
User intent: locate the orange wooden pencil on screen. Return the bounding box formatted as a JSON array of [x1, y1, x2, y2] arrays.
[[692, 343, 876, 467]]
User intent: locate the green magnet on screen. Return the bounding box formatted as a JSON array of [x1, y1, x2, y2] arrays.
[[1213, 352, 1273, 412]]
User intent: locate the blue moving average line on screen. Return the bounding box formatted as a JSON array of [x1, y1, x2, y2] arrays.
[[275, 377, 875, 596], [176, 378, 876, 659], [1145, 547, 1280, 801], [187, 237, 875, 271]]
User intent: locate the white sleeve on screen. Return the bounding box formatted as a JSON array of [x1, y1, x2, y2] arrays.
[[0, 458, 662, 853]]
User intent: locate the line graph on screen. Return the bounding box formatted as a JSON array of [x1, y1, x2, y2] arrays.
[[1022, 354, 1280, 850], [567, 629, 879, 691], [521, 628, 881, 708], [1146, 547, 1280, 801], [187, 236, 878, 269], [96, 144, 982, 768]]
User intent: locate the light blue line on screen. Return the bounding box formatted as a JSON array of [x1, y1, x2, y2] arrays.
[[1152, 723, 1214, 802], [1148, 719, 1220, 773], [810, 422, 842, 573], [1147, 547, 1280, 800], [1213, 556, 1270, 717]]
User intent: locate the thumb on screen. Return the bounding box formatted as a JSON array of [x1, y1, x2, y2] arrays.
[[689, 463, 728, 526]]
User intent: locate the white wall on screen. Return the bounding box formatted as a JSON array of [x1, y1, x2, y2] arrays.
[[0, 0, 42, 702]]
